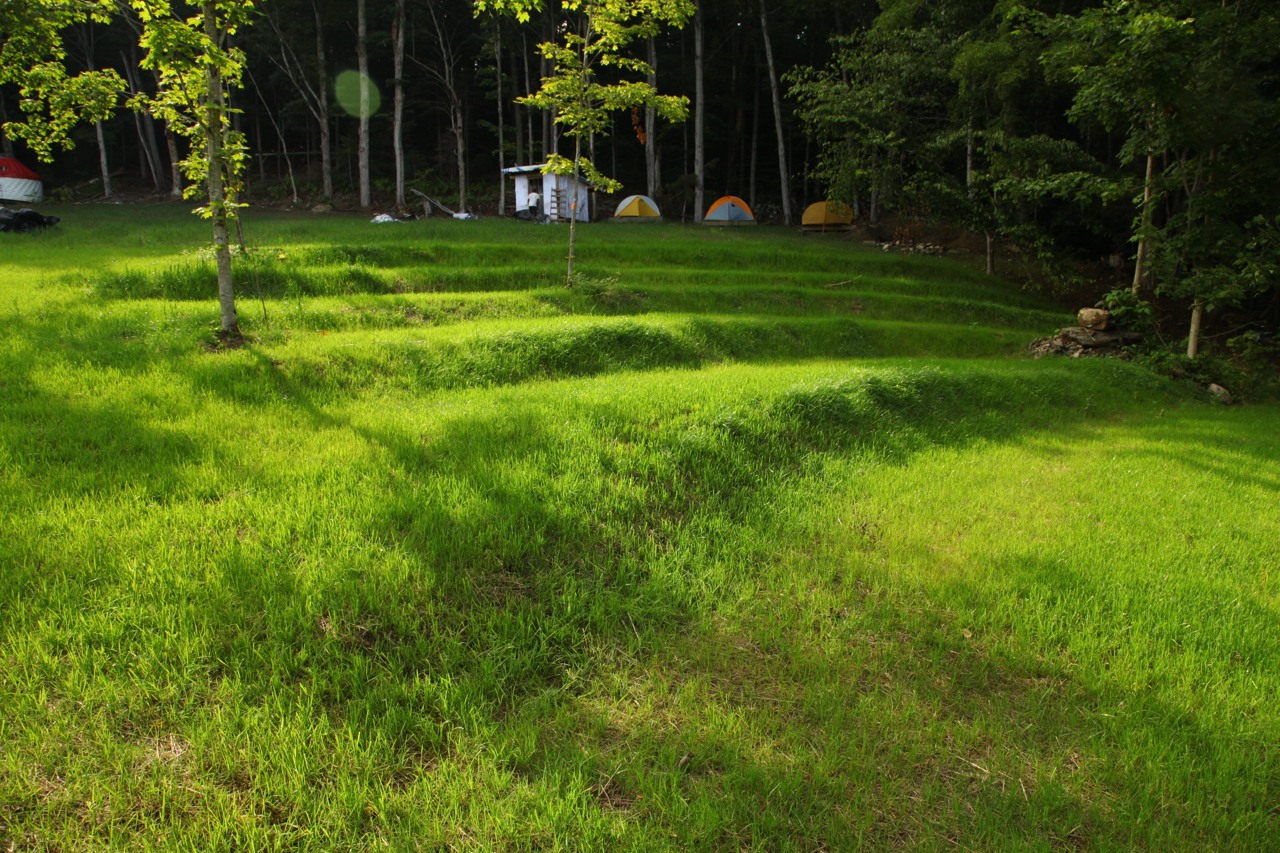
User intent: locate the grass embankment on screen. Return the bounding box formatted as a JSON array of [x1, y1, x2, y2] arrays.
[[1, 206, 1277, 851]]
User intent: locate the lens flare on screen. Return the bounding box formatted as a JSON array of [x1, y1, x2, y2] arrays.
[[334, 70, 381, 119]]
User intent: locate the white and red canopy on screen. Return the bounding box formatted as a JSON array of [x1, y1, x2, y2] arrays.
[[0, 158, 44, 203]]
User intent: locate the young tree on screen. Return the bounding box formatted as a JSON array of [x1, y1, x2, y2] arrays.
[[478, 0, 692, 283], [692, 0, 704, 222], [356, 0, 370, 208], [415, 0, 474, 213], [1, 0, 123, 162], [392, 0, 406, 208], [132, 0, 255, 340], [757, 0, 789, 224], [263, 0, 334, 199]]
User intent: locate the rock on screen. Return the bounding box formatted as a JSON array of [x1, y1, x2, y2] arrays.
[[1078, 307, 1111, 330], [310, 203, 332, 214], [1058, 326, 1142, 347], [1027, 334, 1132, 361], [1208, 383, 1232, 404]]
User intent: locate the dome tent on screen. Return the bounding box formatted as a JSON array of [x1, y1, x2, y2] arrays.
[[801, 201, 853, 232], [0, 158, 43, 203], [702, 195, 755, 225], [612, 194, 661, 221]]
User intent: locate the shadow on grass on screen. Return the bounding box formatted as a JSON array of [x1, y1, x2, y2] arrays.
[[7, 304, 1279, 849]]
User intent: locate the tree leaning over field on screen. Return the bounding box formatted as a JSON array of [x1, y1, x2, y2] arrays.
[[477, 0, 692, 285], [132, 0, 256, 339]]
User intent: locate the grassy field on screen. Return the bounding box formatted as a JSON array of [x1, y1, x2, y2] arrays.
[[1, 205, 1277, 851]]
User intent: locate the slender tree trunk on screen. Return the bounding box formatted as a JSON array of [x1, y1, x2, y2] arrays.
[[203, 2, 237, 337], [1132, 152, 1156, 294], [693, 0, 705, 222], [79, 47, 115, 198], [509, 43, 524, 166], [1187, 301, 1204, 358], [496, 28, 506, 215], [454, 105, 467, 211], [0, 90, 13, 158], [92, 121, 113, 198], [985, 231, 996, 276], [869, 149, 880, 224], [749, 79, 759, 209], [645, 36, 658, 199], [541, 13, 552, 160], [393, 0, 406, 208], [161, 103, 182, 197], [759, 0, 791, 224], [357, 0, 370, 208], [313, 0, 332, 199], [966, 119, 974, 198], [123, 51, 167, 193], [522, 34, 535, 162], [567, 134, 581, 284]]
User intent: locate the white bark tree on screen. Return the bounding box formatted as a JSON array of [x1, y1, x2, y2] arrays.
[[415, 0, 470, 212], [356, 0, 370, 208], [758, 0, 790, 224], [393, 0, 406, 208], [693, 0, 704, 222]]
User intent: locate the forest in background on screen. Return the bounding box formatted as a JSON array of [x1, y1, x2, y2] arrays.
[[2, 0, 1278, 368]]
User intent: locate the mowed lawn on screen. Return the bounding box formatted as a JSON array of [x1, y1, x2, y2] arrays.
[[1, 205, 1277, 851]]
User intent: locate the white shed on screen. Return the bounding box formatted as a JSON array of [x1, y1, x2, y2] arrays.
[[502, 164, 593, 222]]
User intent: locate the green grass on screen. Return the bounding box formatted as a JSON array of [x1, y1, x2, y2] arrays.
[[1, 206, 1276, 851]]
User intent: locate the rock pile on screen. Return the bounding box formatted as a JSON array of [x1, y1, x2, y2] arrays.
[[864, 240, 947, 255], [1028, 308, 1143, 359]]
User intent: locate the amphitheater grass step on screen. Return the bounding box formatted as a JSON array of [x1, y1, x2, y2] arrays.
[[2, 205, 1276, 851]]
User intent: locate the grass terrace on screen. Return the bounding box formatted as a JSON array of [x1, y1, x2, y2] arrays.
[[1, 205, 1276, 851]]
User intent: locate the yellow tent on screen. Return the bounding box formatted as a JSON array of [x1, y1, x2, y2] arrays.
[[613, 194, 662, 221], [801, 201, 854, 231]]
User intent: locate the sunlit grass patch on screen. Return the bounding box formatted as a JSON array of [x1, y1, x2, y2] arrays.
[[1, 205, 1276, 851]]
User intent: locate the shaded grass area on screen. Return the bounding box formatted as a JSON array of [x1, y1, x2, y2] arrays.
[[2, 352, 1276, 850], [2, 206, 1276, 851]]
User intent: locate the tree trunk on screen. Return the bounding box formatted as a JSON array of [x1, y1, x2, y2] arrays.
[[203, 2, 238, 337], [759, 0, 791, 224], [541, 13, 552, 160], [749, 79, 759, 209], [568, 133, 581, 285], [94, 121, 113, 199], [0, 90, 13, 158], [1132, 152, 1155, 294], [523, 36, 535, 162], [985, 231, 996, 276], [693, 0, 705, 222], [966, 119, 974, 198], [393, 0, 406, 208], [496, 28, 506, 215], [80, 49, 114, 198], [123, 51, 167, 193], [357, 0, 370, 208], [645, 36, 658, 198], [509, 43, 524, 166], [869, 149, 879, 224], [454, 105, 467, 212], [164, 120, 182, 196], [313, 0, 332, 199], [1187, 301, 1204, 358]]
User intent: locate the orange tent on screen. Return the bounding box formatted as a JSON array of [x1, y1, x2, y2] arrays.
[[703, 195, 756, 225]]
